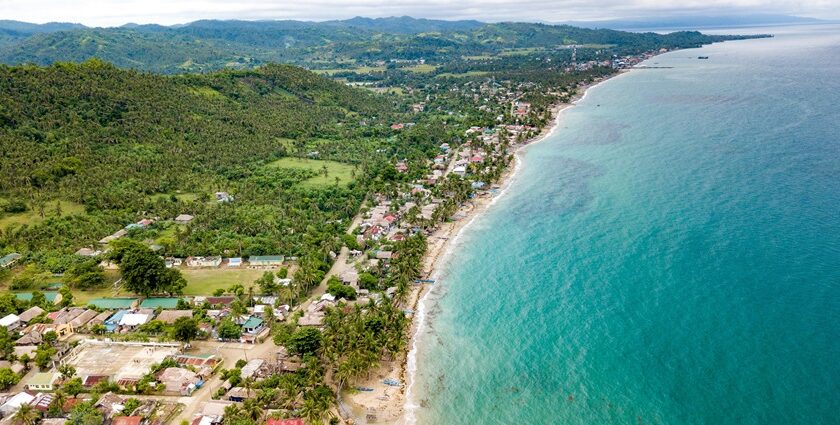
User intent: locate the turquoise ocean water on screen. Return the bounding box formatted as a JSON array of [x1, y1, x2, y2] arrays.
[[408, 25, 840, 424]]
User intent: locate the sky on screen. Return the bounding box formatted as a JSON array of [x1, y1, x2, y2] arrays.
[[1, 0, 838, 27]]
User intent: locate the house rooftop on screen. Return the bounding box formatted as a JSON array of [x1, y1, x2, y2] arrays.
[[242, 317, 264, 330], [28, 372, 59, 386], [87, 298, 137, 309], [139, 297, 181, 309]]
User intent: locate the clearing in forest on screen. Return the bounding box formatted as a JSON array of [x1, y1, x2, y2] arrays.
[[266, 157, 356, 188], [0, 200, 86, 229]]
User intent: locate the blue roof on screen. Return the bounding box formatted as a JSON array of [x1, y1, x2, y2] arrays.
[[105, 309, 129, 326]]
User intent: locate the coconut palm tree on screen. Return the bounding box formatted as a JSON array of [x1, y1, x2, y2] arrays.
[[13, 404, 40, 425]]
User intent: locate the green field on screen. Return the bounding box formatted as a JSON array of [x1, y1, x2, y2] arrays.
[[266, 157, 356, 188], [180, 268, 264, 295], [500, 47, 546, 56], [437, 71, 491, 78], [403, 64, 438, 73], [462, 55, 497, 60], [0, 200, 86, 229], [188, 87, 224, 99]]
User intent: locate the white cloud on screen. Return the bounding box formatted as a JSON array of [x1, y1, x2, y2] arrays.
[[0, 0, 837, 26]]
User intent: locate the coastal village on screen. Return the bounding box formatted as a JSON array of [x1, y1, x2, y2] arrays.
[[0, 46, 663, 424]]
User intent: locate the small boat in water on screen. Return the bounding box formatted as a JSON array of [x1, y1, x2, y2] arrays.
[[698, 56, 709, 59]]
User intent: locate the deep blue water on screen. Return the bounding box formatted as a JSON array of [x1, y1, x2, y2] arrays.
[[409, 24, 840, 424]]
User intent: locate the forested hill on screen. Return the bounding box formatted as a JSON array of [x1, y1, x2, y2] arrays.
[[0, 59, 390, 204], [0, 17, 766, 73]]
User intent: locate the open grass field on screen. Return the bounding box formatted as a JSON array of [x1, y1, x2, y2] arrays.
[[437, 71, 491, 78], [500, 47, 546, 56], [266, 157, 356, 188], [0, 200, 86, 229], [403, 64, 438, 73], [180, 268, 263, 295], [462, 55, 497, 60]]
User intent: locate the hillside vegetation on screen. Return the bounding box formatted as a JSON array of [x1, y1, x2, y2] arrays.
[[0, 60, 394, 266]]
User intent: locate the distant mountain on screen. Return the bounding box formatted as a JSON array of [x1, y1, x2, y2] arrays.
[[0, 17, 765, 73], [0, 20, 86, 48], [0, 20, 85, 33], [325, 16, 485, 33], [565, 14, 825, 30]]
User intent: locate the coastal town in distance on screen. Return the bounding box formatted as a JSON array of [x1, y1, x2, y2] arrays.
[[1, 1, 837, 425]]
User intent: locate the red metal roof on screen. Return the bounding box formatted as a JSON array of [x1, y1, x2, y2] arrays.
[[267, 419, 304, 425], [112, 416, 143, 425]]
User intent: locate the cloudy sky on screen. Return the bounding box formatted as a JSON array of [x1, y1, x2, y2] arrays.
[[2, 0, 838, 26]]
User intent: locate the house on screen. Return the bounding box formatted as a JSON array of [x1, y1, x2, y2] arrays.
[[30, 392, 56, 412], [267, 419, 304, 425], [27, 372, 59, 391], [215, 192, 233, 203], [82, 375, 111, 388], [112, 416, 143, 425], [0, 392, 36, 416], [241, 317, 264, 334], [0, 252, 21, 268], [187, 256, 222, 268], [87, 310, 113, 329], [95, 392, 126, 419], [0, 360, 24, 375], [0, 314, 21, 331], [16, 329, 43, 346], [140, 297, 181, 310], [20, 323, 74, 342], [201, 296, 236, 307], [155, 310, 193, 324], [175, 214, 194, 224], [69, 309, 99, 329], [18, 306, 45, 324], [227, 257, 243, 267], [14, 345, 37, 359], [41, 419, 68, 425], [118, 313, 151, 329], [74, 247, 100, 257], [395, 162, 408, 173], [15, 291, 62, 305], [165, 257, 184, 268], [249, 255, 283, 267], [173, 354, 219, 368], [87, 297, 138, 310], [226, 387, 251, 402], [48, 307, 83, 325], [157, 367, 201, 396], [240, 359, 265, 380], [99, 229, 127, 245]]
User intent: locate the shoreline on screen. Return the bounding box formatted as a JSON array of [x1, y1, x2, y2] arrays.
[[341, 71, 625, 424]]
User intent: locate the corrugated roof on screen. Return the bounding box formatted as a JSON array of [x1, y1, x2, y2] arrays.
[[14, 292, 59, 302], [88, 298, 137, 309], [140, 297, 181, 309]]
